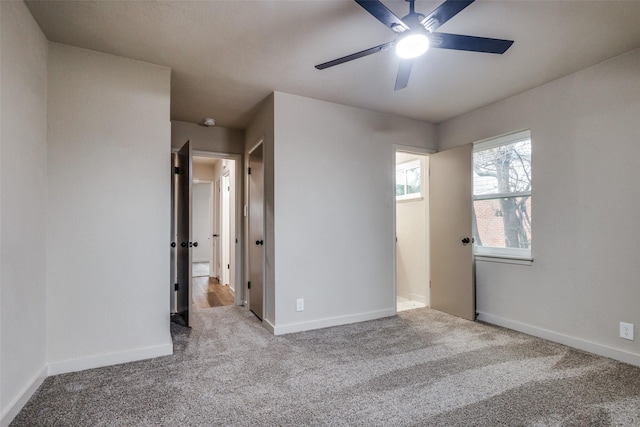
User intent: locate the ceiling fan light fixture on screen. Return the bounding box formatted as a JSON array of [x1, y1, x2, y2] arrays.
[[395, 32, 430, 59]]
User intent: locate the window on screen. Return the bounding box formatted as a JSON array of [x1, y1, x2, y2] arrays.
[[396, 159, 421, 200], [473, 130, 531, 259]]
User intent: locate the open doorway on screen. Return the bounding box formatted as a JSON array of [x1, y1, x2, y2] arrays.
[[171, 146, 242, 324], [191, 155, 237, 310], [395, 150, 430, 312]]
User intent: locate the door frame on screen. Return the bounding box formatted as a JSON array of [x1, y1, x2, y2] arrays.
[[221, 171, 231, 287], [245, 137, 266, 320], [213, 178, 221, 279], [172, 148, 244, 307], [392, 145, 435, 313]]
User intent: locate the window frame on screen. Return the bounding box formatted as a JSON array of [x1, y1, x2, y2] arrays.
[[472, 130, 532, 261], [395, 159, 422, 201]]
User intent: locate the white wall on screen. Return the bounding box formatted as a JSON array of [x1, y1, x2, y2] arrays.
[[438, 47, 640, 365], [272, 92, 437, 334], [0, 2, 48, 424], [172, 120, 244, 154], [46, 43, 172, 373], [395, 153, 429, 306]]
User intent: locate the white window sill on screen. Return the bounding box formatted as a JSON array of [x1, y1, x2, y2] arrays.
[[475, 255, 533, 266], [396, 196, 424, 203]]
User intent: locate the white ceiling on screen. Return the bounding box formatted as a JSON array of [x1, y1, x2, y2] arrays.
[[26, 0, 640, 129]]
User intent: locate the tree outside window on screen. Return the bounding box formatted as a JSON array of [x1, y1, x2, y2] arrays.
[[473, 131, 531, 259]]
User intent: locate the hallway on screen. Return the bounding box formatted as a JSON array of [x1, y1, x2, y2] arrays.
[[192, 276, 235, 309]]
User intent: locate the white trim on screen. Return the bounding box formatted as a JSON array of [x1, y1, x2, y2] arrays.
[[475, 255, 533, 266], [0, 366, 47, 427], [477, 311, 640, 367], [473, 190, 531, 201], [47, 341, 173, 376], [474, 246, 531, 260], [396, 292, 428, 305], [190, 150, 244, 306], [393, 144, 436, 156], [263, 318, 276, 335], [272, 308, 396, 335], [473, 129, 531, 151]]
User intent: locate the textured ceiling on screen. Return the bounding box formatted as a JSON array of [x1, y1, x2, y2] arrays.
[[26, 0, 640, 129]]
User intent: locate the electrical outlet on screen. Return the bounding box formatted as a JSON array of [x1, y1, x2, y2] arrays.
[[620, 322, 634, 341], [296, 298, 304, 312]]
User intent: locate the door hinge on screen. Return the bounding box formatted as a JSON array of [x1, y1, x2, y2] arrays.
[[248, 281, 251, 289], [247, 167, 251, 175], [174, 283, 179, 291], [227, 186, 230, 191], [227, 264, 230, 269], [174, 166, 180, 175], [429, 280, 431, 289], [235, 238, 238, 243]]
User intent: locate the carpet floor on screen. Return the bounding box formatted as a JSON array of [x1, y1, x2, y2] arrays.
[[11, 306, 640, 426]]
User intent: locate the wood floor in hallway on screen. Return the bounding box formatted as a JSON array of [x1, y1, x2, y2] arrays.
[[193, 276, 235, 309]]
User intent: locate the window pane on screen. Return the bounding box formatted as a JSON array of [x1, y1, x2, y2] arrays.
[[395, 170, 406, 196], [473, 139, 531, 196], [406, 167, 420, 194], [473, 197, 531, 249]]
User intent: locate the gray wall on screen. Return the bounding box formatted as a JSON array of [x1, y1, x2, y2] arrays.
[[0, 2, 48, 423], [270, 92, 437, 334], [172, 120, 244, 154], [46, 43, 173, 373], [438, 47, 640, 365]]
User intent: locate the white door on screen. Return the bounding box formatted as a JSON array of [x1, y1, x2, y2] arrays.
[[430, 144, 475, 321], [192, 183, 211, 266]]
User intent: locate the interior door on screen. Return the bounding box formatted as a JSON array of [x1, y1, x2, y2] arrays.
[[192, 183, 211, 266], [248, 143, 264, 320], [430, 143, 475, 321], [176, 140, 193, 326]]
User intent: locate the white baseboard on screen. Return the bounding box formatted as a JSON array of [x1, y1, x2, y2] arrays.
[[263, 317, 276, 334], [47, 341, 173, 376], [477, 311, 640, 367], [272, 308, 396, 336], [397, 292, 428, 305], [1, 365, 47, 427]]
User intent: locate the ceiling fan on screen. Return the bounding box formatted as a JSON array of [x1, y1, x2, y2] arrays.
[[315, 0, 514, 90]]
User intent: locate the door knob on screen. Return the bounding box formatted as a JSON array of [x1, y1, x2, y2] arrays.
[[193, 242, 198, 247], [461, 237, 471, 244], [181, 242, 187, 248], [171, 242, 176, 248], [256, 240, 264, 246]]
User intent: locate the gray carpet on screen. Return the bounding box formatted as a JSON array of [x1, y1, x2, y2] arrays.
[[11, 306, 640, 426]]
